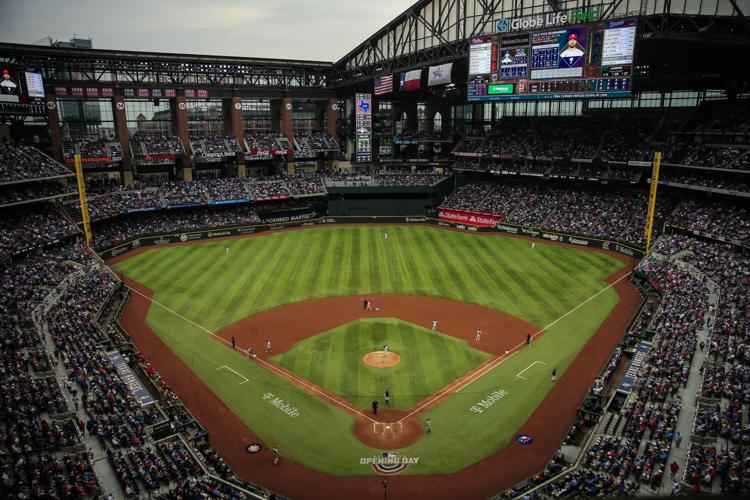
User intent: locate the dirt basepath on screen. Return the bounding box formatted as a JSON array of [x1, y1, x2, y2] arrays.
[[116, 228, 641, 500], [217, 294, 535, 360]]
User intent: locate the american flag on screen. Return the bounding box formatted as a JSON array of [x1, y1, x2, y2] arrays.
[[374, 74, 394, 95]]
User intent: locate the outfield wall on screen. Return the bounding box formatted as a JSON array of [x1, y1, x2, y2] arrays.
[[98, 214, 645, 260]]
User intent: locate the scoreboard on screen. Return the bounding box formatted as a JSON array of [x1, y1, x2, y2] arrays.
[[0, 64, 46, 114], [468, 18, 636, 101], [354, 93, 372, 162]]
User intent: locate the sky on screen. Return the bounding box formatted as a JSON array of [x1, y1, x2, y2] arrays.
[[1, 0, 411, 62]]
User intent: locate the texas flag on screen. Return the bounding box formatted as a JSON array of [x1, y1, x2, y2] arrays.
[[399, 69, 422, 92]]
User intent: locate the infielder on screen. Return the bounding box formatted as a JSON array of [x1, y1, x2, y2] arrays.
[[266, 339, 272, 352], [475, 329, 481, 342], [382, 344, 389, 357], [432, 320, 438, 331]]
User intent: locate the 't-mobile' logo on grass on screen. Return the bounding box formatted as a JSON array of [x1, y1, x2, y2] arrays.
[[469, 389, 508, 414], [262, 392, 300, 418]]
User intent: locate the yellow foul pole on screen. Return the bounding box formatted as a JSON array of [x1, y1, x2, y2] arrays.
[[644, 151, 662, 253], [74, 153, 92, 245]]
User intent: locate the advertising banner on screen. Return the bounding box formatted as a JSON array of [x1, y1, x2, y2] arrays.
[[617, 341, 651, 394], [100, 215, 645, 260], [107, 351, 156, 406], [437, 208, 504, 227]]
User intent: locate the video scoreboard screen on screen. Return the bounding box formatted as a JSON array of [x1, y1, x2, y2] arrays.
[[468, 18, 636, 101], [0, 64, 46, 114], [355, 93, 372, 162]]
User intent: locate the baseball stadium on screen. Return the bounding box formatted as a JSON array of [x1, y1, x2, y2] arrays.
[[1, 1, 749, 499]]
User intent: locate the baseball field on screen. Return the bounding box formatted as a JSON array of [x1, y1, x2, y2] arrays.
[[111, 224, 639, 497]]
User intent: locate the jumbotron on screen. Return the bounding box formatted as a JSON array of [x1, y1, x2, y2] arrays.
[[1, 1, 749, 499]]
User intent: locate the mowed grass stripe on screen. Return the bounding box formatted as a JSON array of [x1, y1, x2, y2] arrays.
[[115, 226, 626, 329], [215, 241, 274, 322], [272, 318, 491, 409], [421, 229, 473, 303], [141, 245, 206, 294], [166, 245, 237, 319], [456, 233, 523, 318], [265, 231, 312, 308], [492, 243, 565, 323]]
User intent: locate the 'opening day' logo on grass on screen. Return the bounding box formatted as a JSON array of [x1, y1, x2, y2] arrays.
[[361, 452, 419, 475]]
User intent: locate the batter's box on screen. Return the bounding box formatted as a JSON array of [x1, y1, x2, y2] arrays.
[[373, 422, 404, 434]]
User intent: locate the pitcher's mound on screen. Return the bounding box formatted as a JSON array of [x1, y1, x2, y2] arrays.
[[364, 351, 400, 368]]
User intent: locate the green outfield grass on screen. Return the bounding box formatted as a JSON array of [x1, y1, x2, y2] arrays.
[[111, 225, 627, 475], [272, 318, 492, 409]]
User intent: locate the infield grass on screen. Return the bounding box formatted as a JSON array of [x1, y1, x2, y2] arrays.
[[111, 225, 627, 475], [272, 318, 492, 409]]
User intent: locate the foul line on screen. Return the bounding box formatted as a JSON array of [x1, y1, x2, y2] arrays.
[[397, 271, 631, 423], [516, 361, 547, 380], [121, 270, 629, 427], [121, 282, 378, 424], [216, 365, 249, 384]]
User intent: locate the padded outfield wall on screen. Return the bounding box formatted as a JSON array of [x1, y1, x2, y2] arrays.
[[98, 214, 644, 260], [326, 177, 454, 216]]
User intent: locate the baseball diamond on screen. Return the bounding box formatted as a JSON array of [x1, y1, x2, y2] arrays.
[[4, 2, 747, 498], [111, 224, 637, 484]]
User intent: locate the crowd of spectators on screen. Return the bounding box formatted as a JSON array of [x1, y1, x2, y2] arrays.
[[245, 131, 291, 153], [190, 133, 236, 158], [202, 178, 250, 201], [440, 182, 680, 248], [295, 131, 338, 153], [245, 178, 291, 199], [284, 173, 326, 195], [322, 169, 444, 187], [453, 117, 656, 161], [162, 181, 208, 206], [130, 134, 183, 158], [663, 142, 750, 170], [3, 239, 267, 497], [648, 236, 750, 495], [0, 204, 80, 260], [63, 137, 124, 163], [90, 206, 260, 249], [660, 170, 750, 193], [0, 180, 75, 206], [0, 244, 104, 497], [64, 187, 162, 221], [0, 140, 72, 183], [669, 199, 750, 243]]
